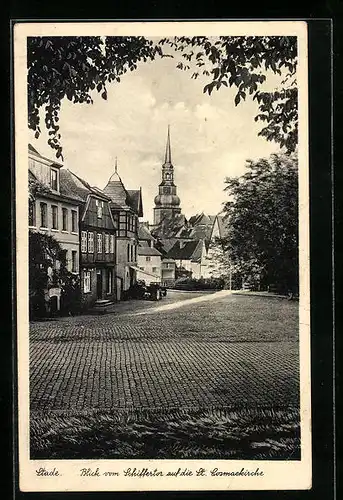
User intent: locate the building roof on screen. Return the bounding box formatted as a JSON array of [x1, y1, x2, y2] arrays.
[[59, 169, 111, 203], [138, 224, 155, 241], [189, 240, 204, 263], [28, 143, 63, 168], [166, 239, 200, 261], [137, 246, 162, 256], [103, 169, 143, 216], [59, 169, 88, 202], [127, 189, 143, 216], [216, 215, 229, 239]]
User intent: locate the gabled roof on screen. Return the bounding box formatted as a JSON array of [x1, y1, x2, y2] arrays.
[[138, 224, 155, 242], [188, 212, 209, 226], [28, 143, 63, 168], [189, 240, 205, 263], [159, 238, 177, 253], [190, 224, 213, 241], [166, 239, 200, 261], [127, 189, 143, 217], [59, 169, 111, 203], [28, 143, 40, 155], [59, 169, 91, 202], [137, 246, 162, 256]]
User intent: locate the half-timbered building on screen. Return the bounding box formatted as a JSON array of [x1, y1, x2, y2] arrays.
[[60, 169, 117, 309], [103, 161, 143, 300]]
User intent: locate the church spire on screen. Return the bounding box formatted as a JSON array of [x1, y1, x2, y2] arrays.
[[114, 156, 118, 174], [164, 125, 172, 165]]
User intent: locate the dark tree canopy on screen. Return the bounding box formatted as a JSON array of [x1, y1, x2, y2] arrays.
[[221, 152, 298, 291], [28, 35, 298, 159]]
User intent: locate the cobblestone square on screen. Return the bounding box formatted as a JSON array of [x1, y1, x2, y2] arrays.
[[30, 291, 299, 411]]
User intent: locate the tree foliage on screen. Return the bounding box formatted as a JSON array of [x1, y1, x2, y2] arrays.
[[221, 153, 298, 291], [28, 36, 163, 159], [29, 231, 80, 317], [160, 36, 298, 153], [28, 35, 298, 158]]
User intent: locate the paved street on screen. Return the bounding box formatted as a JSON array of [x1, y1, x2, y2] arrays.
[[30, 291, 299, 411]]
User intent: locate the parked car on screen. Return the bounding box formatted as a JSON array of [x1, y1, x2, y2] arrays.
[[146, 282, 164, 301]]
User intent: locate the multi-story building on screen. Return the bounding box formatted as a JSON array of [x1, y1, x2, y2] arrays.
[[28, 144, 81, 313], [59, 169, 117, 309], [136, 223, 162, 284], [103, 161, 143, 299]]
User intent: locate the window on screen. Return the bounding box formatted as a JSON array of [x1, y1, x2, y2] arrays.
[[71, 251, 77, 272], [62, 208, 68, 231], [140, 267, 144, 271], [97, 233, 102, 254], [130, 245, 134, 262], [50, 168, 58, 191], [29, 199, 36, 226], [107, 269, 113, 294], [110, 234, 114, 254], [40, 202, 47, 228], [127, 244, 130, 262], [96, 199, 103, 219], [51, 205, 58, 229], [146, 256, 151, 262], [88, 232, 94, 253], [152, 267, 157, 273], [71, 210, 77, 232], [81, 231, 87, 253], [105, 234, 110, 254], [134, 245, 137, 262], [83, 271, 91, 293]]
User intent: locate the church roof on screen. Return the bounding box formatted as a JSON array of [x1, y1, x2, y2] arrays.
[[163, 124, 172, 166]]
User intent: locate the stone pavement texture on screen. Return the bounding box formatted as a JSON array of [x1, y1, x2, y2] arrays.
[[30, 291, 299, 411]]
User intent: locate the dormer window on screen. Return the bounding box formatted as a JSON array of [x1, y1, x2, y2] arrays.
[[96, 199, 103, 219], [50, 168, 58, 191]]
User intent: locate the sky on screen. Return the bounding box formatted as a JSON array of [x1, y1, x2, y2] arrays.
[[29, 41, 282, 222]]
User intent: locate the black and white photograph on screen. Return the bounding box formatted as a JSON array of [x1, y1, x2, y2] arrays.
[[14, 21, 311, 492]]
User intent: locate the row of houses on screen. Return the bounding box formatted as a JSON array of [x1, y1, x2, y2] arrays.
[[28, 144, 145, 313], [28, 142, 227, 315]]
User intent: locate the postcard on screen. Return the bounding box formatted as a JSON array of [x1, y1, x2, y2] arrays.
[[14, 20, 311, 492]]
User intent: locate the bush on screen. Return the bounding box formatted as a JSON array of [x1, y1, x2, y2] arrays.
[[173, 277, 224, 291]]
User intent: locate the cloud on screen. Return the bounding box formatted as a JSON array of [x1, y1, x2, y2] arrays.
[[29, 51, 281, 222]]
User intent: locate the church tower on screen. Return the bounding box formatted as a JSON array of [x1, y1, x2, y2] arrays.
[[153, 126, 182, 226]]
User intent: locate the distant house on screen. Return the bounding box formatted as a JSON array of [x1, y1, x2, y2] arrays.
[[103, 162, 143, 299], [165, 239, 208, 280], [161, 258, 176, 285], [59, 169, 117, 309], [136, 223, 162, 284], [28, 144, 81, 313]]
